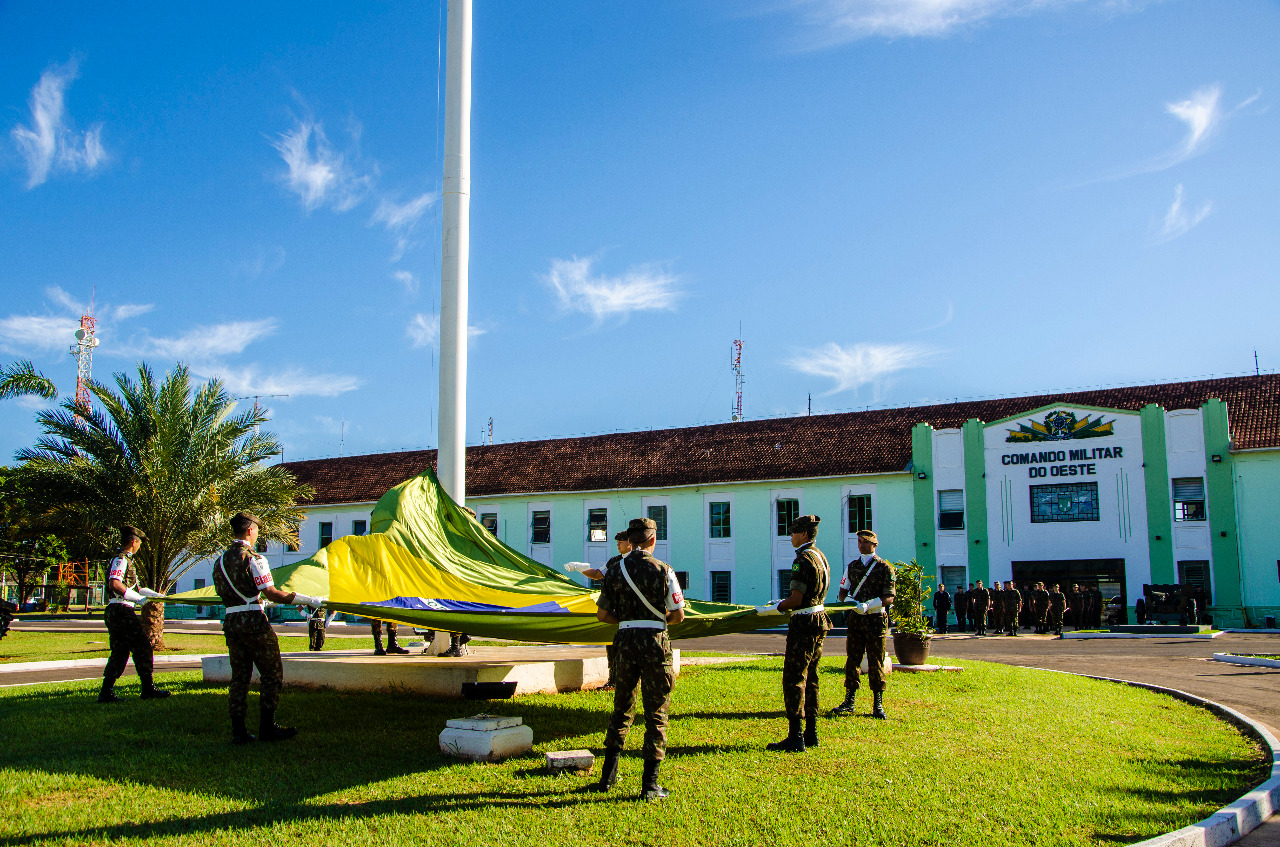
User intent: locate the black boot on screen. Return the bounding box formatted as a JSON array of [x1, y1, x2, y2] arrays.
[[97, 681, 119, 703], [592, 750, 619, 792], [804, 714, 819, 748], [766, 717, 806, 752], [258, 706, 297, 742], [373, 632, 386, 656], [871, 691, 887, 720], [827, 692, 856, 717], [231, 715, 255, 745], [140, 680, 171, 699], [386, 632, 409, 655], [640, 758, 669, 800]]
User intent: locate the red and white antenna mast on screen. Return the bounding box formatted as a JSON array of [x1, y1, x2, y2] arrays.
[[730, 332, 744, 422], [69, 291, 99, 422]]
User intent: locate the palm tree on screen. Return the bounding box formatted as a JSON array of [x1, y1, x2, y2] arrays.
[[0, 360, 57, 401], [17, 363, 312, 647]]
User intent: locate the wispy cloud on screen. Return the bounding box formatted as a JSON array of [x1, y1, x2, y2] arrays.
[[111, 303, 154, 321], [1154, 184, 1211, 243], [543, 256, 681, 324], [0, 314, 80, 353], [1151, 84, 1222, 171], [914, 300, 955, 333], [233, 245, 287, 279], [406, 313, 485, 349], [787, 341, 936, 395], [136, 320, 278, 360], [208, 365, 360, 399], [270, 118, 370, 212], [10, 59, 106, 189], [392, 270, 418, 294], [372, 191, 438, 261]]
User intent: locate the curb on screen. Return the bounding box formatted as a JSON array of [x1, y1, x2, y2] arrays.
[[1030, 667, 1280, 847], [1062, 632, 1223, 640], [1213, 653, 1280, 670], [0, 649, 371, 675]]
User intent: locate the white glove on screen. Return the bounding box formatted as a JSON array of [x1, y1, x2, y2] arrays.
[[122, 588, 147, 604], [754, 603, 783, 616], [563, 562, 594, 573], [852, 601, 869, 615], [292, 594, 325, 609], [863, 597, 885, 614], [138, 588, 164, 599]]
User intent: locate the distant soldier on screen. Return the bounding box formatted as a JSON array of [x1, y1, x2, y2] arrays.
[[829, 529, 895, 720], [1032, 582, 1050, 634], [1069, 584, 1084, 629], [214, 511, 324, 744], [593, 518, 685, 800], [566, 530, 633, 689], [970, 580, 989, 636], [955, 585, 969, 632], [98, 525, 169, 703], [1048, 584, 1066, 636], [932, 583, 952, 635], [989, 582, 1004, 636], [371, 618, 409, 655], [307, 607, 327, 651], [1004, 581, 1022, 636], [1090, 585, 1105, 628]]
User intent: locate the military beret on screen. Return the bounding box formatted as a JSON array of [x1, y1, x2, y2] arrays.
[[788, 514, 821, 534], [120, 525, 146, 542], [614, 529, 629, 542], [230, 511, 261, 530], [629, 518, 657, 532], [856, 529, 878, 544]]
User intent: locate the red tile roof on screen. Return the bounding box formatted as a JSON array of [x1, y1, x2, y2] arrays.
[[284, 375, 1280, 505]]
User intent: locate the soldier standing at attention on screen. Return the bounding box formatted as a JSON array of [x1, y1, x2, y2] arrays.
[[932, 582, 952, 635], [371, 618, 409, 656], [954, 585, 968, 632], [593, 518, 685, 800], [970, 580, 989, 636], [1048, 584, 1067, 636], [760, 515, 830, 753], [98, 526, 169, 703], [1069, 584, 1085, 629], [989, 582, 1004, 636], [214, 512, 324, 744], [566, 529, 633, 689], [1004, 581, 1022, 636], [829, 529, 895, 719], [1032, 582, 1050, 633]]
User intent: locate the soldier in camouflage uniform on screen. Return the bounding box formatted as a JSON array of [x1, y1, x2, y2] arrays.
[[214, 512, 324, 744], [566, 530, 633, 689], [1032, 582, 1050, 634], [1048, 584, 1066, 636], [371, 618, 409, 655], [593, 518, 685, 800], [98, 526, 169, 703], [955, 585, 969, 632], [761, 515, 830, 753], [970, 580, 989, 636], [1004, 581, 1022, 636], [989, 582, 1004, 636], [829, 529, 895, 720]]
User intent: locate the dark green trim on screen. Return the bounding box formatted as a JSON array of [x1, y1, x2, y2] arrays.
[[963, 419, 990, 585], [912, 423, 936, 578], [1140, 404, 1175, 584], [1203, 399, 1243, 616]]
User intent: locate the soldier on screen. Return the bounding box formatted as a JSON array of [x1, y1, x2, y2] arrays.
[[1069, 584, 1085, 629], [371, 618, 409, 656], [989, 581, 1004, 636], [1032, 582, 1050, 634], [829, 529, 895, 719], [307, 607, 327, 651], [759, 515, 830, 752], [955, 584, 969, 632], [1004, 581, 1022, 636], [214, 511, 324, 744], [1048, 584, 1066, 636], [98, 525, 169, 703], [932, 582, 952, 635], [970, 580, 989, 636], [593, 518, 685, 800], [566, 529, 634, 689], [1090, 585, 1105, 628]]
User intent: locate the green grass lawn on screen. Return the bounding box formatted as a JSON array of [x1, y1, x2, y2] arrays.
[[0, 657, 1268, 847], [0, 631, 377, 663]]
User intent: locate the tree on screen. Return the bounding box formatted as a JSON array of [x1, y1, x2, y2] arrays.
[[0, 468, 70, 608], [0, 360, 58, 401], [18, 363, 312, 647]]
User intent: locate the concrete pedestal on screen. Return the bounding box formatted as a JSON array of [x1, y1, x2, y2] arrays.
[[439, 715, 533, 762]]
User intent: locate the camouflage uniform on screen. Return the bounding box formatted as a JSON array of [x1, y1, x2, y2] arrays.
[[601, 552, 626, 685], [781, 543, 831, 721], [954, 589, 968, 632], [989, 585, 1003, 634], [1004, 586, 1022, 635], [213, 542, 284, 719], [1032, 586, 1050, 633], [101, 552, 156, 692], [1048, 588, 1066, 635], [597, 549, 683, 761], [841, 555, 895, 694], [307, 608, 327, 651], [970, 585, 990, 635]]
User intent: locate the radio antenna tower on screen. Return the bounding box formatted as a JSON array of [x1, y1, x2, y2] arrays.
[[69, 291, 99, 423], [730, 330, 744, 422]]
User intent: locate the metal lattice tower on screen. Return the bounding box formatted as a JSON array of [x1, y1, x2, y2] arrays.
[[69, 302, 98, 420], [730, 338, 744, 421]]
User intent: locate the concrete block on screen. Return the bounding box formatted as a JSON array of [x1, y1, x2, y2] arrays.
[[447, 715, 523, 731], [859, 653, 893, 678], [439, 723, 533, 762], [546, 749, 594, 774]]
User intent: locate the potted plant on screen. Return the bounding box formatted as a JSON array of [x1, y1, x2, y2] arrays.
[[889, 559, 933, 665]]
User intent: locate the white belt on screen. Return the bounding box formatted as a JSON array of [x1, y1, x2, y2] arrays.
[[792, 605, 825, 615], [107, 598, 135, 608], [225, 602, 264, 614], [618, 619, 665, 630]]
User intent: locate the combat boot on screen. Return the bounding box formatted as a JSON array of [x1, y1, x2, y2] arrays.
[[97, 682, 119, 704], [871, 691, 887, 720], [386, 632, 409, 655], [373, 632, 386, 656], [766, 717, 806, 752], [827, 692, 856, 717], [231, 715, 255, 745], [804, 714, 819, 749], [140, 682, 171, 699], [640, 758, 669, 800], [258, 706, 298, 742], [592, 750, 619, 792]]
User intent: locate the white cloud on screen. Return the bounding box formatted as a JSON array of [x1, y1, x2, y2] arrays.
[[10, 59, 106, 188], [373, 192, 437, 231], [543, 256, 681, 324], [44, 285, 84, 314], [207, 365, 361, 398], [0, 314, 81, 353], [787, 341, 935, 394], [111, 303, 154, 321], [140, 319, 279, 360], [234, 245, 287, 279], [1155, 184, 1212, 243], [270, 119, 370, 212], [392, 270, 419, 294], [406, 313, 485, 349]]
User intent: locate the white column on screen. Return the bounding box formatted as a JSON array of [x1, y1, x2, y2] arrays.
[[438, 0, 472, 503]]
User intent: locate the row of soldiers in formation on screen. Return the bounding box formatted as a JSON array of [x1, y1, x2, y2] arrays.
[[932, 581, 1109, 636]]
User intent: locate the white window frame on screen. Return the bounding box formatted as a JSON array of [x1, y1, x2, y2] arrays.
[[703, 492, 735, 603]]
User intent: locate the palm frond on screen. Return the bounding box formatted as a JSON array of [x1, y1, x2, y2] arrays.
[[0, 360, 58, 401]]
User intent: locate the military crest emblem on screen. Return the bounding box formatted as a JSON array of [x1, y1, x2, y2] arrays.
[[1006, 409, 1115, 443]]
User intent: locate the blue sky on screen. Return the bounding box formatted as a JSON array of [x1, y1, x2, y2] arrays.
[[3, 1, 1278, 464]]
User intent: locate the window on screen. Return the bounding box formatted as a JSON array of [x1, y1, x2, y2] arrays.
[[776, 498, 799, 536], [848, 494, 873, 533], [938, 490, 965, 530], [778, 569, 794, 598], [480, 513, 498, 535], [710, 571, 732, 603], [255, 539, 268, 553], [587, 508, 608, 542], [531, 510, 551, 544], [287, 539, 299, 552], [1030, 482, 1100, 523], [352, 519, 367, 536], [194, 578, 205, 590], [1172, 478, 1206, 522], [674, 571, 689, 590], [647, 505, 668, 541], [709, 502, 732, 538], [318, 522, 333, 549], [1178, 560, 1211, 600]]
